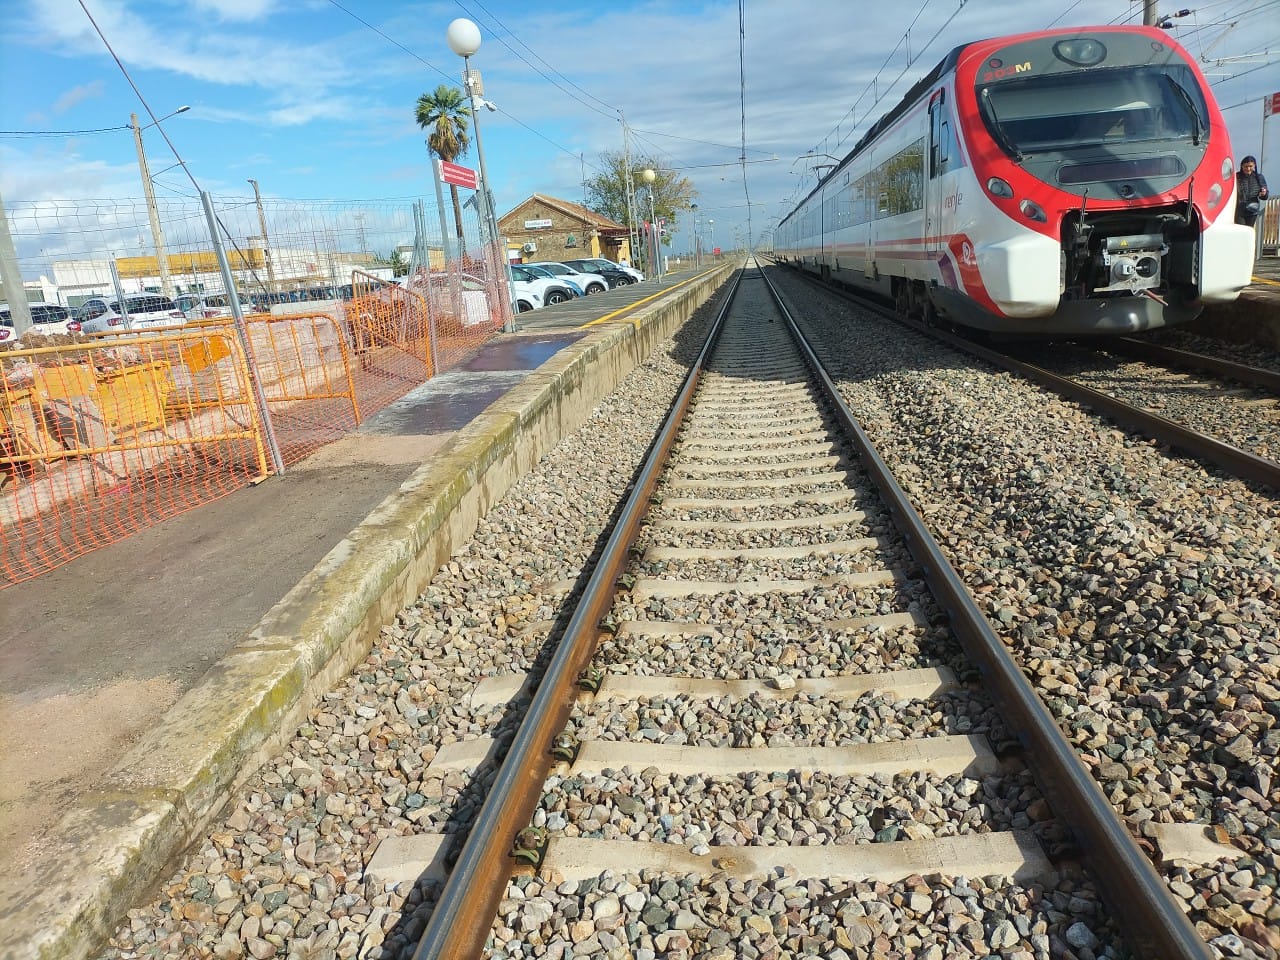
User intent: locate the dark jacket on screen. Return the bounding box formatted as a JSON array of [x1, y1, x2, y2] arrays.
[[1238, 169, 1268, 205]]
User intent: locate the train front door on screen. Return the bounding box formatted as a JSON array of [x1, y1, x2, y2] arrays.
[[925, 89, 957, 259]]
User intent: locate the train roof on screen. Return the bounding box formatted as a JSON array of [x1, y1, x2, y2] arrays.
[[780, 24, 1177, 227], [850, 43, 968, 158], [780, 42, 966, 225]]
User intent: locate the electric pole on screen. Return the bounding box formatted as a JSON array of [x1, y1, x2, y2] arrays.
[[247, 179, 277, 291], [132, 112, 174, 297], [0, 191, 32, 337]]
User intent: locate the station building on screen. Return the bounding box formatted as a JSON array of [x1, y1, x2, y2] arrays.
[[498, 194, 633, 266]]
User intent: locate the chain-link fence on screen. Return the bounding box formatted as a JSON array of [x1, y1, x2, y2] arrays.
[[1, 192, 512, 585]]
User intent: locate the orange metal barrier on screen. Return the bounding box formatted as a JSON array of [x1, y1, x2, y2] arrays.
[[3, 258, 510, 585], [236, 312, 362, 466], [1, 330, 271, 585]]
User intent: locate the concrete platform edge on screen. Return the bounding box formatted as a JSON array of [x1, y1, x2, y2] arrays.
[[0, 265, 734, 960]]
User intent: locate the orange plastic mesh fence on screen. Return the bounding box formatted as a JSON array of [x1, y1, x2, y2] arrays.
[[1, 329, 272, 585], [348, 255, 508, 396], [2, 255, 511, 585]]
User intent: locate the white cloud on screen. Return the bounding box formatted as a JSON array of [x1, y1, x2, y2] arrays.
[[52, 80, 106, 113], [189, 0, 278, 22], [29, 0, 355, 99]]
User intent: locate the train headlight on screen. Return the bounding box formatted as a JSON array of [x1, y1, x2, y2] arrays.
[[986, 177, 1014, 199], [1207, 182, 1223, 209], [1222, 157, 1234, 179], [1054, 38, 1107, 66], [1019, 199, 1048, 222]]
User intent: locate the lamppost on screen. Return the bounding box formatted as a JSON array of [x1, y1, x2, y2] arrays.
[[247, 179, 277, 293], [708, 219, 715, 259], [691, 202, 700, 269], [131, 105, 189, 297], [446, 17, 515, 332], [641, 168, 663, 281]]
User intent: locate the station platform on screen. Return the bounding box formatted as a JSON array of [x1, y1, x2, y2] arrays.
[[1244, 253, 1280, 309], [2, 254, 1277, 960], [1181, 254, 1280, 349], [0, 262, 733, 960]]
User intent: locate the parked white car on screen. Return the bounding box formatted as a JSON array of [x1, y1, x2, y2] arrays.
[[73, 294, 187, 333], [509, 282, 544, 313], [0, 302, 81, 342], [509, 264, 581, 306], [527, 261, 609, 295], [175, 293, 235, 320]]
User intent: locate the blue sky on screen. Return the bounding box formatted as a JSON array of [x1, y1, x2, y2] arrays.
[[1, 0, 1277, 270]]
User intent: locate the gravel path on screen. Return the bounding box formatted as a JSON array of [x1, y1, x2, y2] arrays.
[[1010, 339, 1280, 463], [99, 306, 721, 960]]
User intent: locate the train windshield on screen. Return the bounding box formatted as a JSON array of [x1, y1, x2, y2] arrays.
[[978, 65, 1208, 158]]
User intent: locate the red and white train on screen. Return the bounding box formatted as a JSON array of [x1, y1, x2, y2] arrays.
[[773, 25, 1256, 335]]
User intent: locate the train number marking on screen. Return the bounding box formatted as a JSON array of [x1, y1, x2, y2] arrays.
[[983, 60, 1032, 82]]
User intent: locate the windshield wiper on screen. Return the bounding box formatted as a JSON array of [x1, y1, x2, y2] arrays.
[[980, 88, 1024, 162], [1161, 74, 1202, 145]]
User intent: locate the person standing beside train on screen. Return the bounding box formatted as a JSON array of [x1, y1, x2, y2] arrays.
[[1235, 156, 1269, 227]]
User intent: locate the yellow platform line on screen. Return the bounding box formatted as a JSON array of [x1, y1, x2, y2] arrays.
[[581, 268, 724, 328], [1251, 275, 1280, 288]]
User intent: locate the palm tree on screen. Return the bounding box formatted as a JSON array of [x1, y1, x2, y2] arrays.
[[415, 85, 472, 258]]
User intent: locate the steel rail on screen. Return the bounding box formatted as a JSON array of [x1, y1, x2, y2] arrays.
[[758, 263, 1212, 960], [411, 269, 745, 960], [1100, 336, 1280, 393], [936, 325, 1280, 491], [796, 271, 1280, 492]]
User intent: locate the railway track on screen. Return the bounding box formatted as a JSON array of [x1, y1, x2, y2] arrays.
[[412, 265, 1210, 959], [783, 266, 1280, 492]]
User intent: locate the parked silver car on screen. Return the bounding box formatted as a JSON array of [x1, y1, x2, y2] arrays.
[[526, 261, 609, 295], [175, 293, 235, 319]]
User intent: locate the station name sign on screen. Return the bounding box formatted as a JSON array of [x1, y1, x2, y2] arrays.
[[439, 160, 478, 190], [524, 219, 554, 229]]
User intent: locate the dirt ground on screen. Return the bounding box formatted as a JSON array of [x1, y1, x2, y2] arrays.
[[0, 440, 445, 862]]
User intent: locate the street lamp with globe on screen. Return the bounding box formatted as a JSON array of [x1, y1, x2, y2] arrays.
[[641, 168, 663, 281], [446, 17, 515, 330]]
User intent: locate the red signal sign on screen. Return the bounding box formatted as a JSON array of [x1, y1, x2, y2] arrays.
[[439, 160, 478, 190]]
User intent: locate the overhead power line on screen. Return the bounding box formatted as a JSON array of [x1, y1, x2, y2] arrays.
[[0, 124, 131, 138]]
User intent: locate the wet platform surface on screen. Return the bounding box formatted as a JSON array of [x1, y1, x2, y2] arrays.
[[1247, 255, 1280, 307], [363, 332, 587, 435]]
